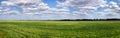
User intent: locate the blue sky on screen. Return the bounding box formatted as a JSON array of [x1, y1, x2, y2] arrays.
[[43, 0, 57, 8], [0, 0, 120, 20]]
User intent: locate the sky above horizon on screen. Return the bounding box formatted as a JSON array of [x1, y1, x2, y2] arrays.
[[0, 0, 120, 20]]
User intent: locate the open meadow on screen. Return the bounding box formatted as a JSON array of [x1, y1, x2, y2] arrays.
[[0, 21, 120, 38]]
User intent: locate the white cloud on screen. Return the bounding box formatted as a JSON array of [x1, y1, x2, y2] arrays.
[[0, 6, 20, 15], [1, 1, 15, 6], [57, 0, 120, 19], [23, 3, 49, 13], [9, 0, 40, 3], [109, 1, 119, 8], [0, 0, 120, 20], [57, 0, 107, 8], [1, 0, 48, 13], [79, 6, 97, 10], [1, 10, 20, 15]]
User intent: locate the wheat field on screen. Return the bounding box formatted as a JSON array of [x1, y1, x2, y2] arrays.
[[0, 21, 120, 38]]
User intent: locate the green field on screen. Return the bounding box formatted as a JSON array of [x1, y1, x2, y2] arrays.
[[0, 21, 120, 38]]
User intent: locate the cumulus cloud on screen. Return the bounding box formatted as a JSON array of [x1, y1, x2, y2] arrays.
[[57, 0, 120, 19], [0, 0, 72, 20], [57, 0, 106, 13], [109, 1, 119, 8], [0, 0, 120, 20], [57, 0, 107, 8], [0, 6, 18, 15], [4, 0, 41, 6]]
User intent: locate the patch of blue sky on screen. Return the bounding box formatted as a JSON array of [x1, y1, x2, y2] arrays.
[[43, 0, 57, 8]]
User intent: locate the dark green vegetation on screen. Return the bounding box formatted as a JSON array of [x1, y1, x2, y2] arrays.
[[0, 21, 120, 38]]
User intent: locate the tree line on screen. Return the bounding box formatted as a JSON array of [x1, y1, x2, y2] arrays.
[[57, 18, 120, 21]]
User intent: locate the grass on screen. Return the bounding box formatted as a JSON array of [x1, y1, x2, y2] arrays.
[[0, 33, 3, 38], [0, 21, 120, 38]]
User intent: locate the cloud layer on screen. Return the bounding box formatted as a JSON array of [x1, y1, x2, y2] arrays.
[[0, 0, 120, 20]]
